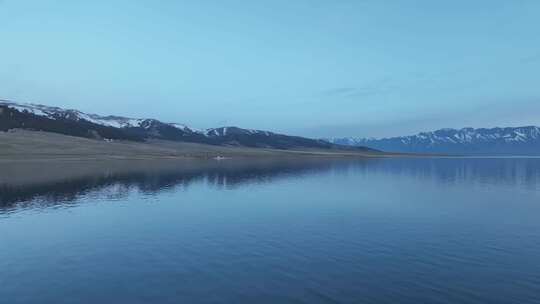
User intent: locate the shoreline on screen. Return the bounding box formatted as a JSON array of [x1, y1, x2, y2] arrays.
[[0, 129, 387, 162]]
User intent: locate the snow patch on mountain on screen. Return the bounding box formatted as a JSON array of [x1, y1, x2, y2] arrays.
[[205, 126, 273, 137]]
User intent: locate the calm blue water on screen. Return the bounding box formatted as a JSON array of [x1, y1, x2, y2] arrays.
[[1, 158, 540, 303]]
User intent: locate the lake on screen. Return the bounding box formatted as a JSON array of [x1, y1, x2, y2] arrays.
[[1, 157, 540, 303]]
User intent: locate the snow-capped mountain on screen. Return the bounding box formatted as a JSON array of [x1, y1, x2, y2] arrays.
[[0, 100, 197, 131], [0, 100, 373, 151], [326, 127, 540, 155]]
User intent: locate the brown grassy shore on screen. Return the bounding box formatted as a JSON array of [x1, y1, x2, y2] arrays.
[[0, 129, 386, 162]]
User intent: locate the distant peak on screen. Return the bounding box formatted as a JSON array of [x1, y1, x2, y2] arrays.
[[324, 125, 540, 155]]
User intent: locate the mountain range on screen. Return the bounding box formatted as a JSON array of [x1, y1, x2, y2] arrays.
[[326, 127, 540, 155], [3, 100, 538, 155], [0, 100, 373, 152]]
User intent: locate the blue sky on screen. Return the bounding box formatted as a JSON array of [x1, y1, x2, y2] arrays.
[[1, 0, 539, 138]]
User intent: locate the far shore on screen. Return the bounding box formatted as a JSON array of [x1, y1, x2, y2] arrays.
[[0, 129, 395, 162]]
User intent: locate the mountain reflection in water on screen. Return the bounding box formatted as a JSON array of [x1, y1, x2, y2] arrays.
[[2, 157, 540, 213]]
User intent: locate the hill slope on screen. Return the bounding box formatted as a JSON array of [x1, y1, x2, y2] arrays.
[[0, 100, 374, 151]]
